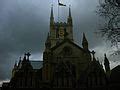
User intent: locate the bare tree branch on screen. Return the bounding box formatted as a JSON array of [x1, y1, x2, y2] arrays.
[[97, 0, 120, 55]]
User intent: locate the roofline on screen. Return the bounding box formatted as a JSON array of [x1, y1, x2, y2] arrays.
[[51, 39, 89, 53]]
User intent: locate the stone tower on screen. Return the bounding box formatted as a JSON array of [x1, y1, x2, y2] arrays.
[[49, 6, 73, 48]]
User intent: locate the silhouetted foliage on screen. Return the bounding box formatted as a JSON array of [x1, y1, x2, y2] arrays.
[[97, 0, 120, 55]]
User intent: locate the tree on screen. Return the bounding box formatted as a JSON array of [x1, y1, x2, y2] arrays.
[[97, 0, 120, 55]]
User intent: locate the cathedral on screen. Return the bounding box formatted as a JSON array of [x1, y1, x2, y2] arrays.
[[2, 6, 120, 90]]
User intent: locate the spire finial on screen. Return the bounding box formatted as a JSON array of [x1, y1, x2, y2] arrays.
[[69, 5, 71, 17], [51, 4, 54, 18], [91, 50, 95, 57], [67, 5, 72, 26], [26, 52, 31, 60], [104, 53, 107, 57], [82, 33, 88, 50], [83, 33, 87, 40], [104, 53, 109, 62], [104, 53, 110, 74], [104, 53, 109, 61], [23, 53, 27, 61], [50, 4, 54, 26], [91, 50, 96, 61]]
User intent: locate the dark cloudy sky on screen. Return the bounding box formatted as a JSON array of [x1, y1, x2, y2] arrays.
[[0, 0, 120, 85]]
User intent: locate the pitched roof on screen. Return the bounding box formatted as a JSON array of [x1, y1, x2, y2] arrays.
[[51, 39, 88, 53]]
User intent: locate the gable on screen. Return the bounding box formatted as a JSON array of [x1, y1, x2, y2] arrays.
[[51, 40, 86, 57], [51, 39, 85, 52], [50, 40, 91, 78]]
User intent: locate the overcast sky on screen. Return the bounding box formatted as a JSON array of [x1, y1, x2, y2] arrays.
[[0, 0, 120, 85]]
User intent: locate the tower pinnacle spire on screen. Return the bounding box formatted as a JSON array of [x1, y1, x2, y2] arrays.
[[50, 5, 54, 18], [104, 53, 110, 72], [50, 5, 54, 26], [104, 53, 111, 77], [91, 50, 96, 61], [69, 5, 71, 18], [82, 33, 88, 50], [67, 5, 72, 26]]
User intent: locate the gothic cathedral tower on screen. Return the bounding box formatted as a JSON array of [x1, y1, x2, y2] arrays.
[[49, 6, 73, 48], [42, 5, 74, 82]]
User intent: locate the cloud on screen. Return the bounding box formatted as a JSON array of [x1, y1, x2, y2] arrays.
[[0, 0, 51, 81], [0, 0, 118, 83]]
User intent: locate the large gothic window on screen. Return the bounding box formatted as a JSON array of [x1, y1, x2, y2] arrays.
[[53, 62, 76, 88]]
